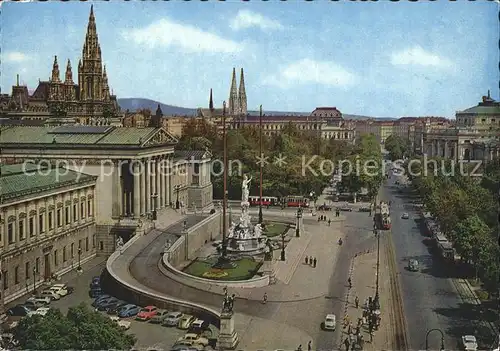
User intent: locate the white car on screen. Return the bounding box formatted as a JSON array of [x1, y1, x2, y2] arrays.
[[323, 314, 336, 331], [401, 213, 409, 219], [50, 284, 68, 297], [28, 307, 50, 317], [109, 316, 131, 330], [462, 335, 478, 351], [40, 289, 61, 300], [26, 295, 51, 305], [177, 333, 209, 347]]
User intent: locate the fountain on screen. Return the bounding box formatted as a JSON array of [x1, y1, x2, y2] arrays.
[[226, 174, 268, 255]]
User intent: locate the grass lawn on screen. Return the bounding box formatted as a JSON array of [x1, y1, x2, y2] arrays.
[[264, 222, 289, 237], [183, 257, 262, 281]]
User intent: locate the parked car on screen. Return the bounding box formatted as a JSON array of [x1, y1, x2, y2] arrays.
[[50, 284, 68, 297], [188, 319, 210, 335], [177, 333, 209, 347], [462, 335, 478, 351], [109, 316, 131, 330], [40, 290, 61, 301], [106, 301, 129, 315], [178, 315, 196, 330], [150, 309, 169, 323], [7, 305, 32, 317], [96, 298, 121, 311], [65, 286, 75, 295], [95, 297, 119, 310], [340, 206, 353, 212], [26, 295, 51, 305], [136, 306, 158, 321], [90, 276, 100, 289], [408, 259, 419, 272], [91, 294, 111, 307], [24, 300, 46, 310], [163, 312, 183, 327], [170, 341, 204, 351], [89, 287, 104, 298], [27, 307, 50, 317], [322, 314, 336, 331], [117, 304, 141, 318]]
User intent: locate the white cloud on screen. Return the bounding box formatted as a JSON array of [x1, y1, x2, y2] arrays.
[[3, 51, 31, 63], [122, 18, 243, 53], [230, 10, 284, 31], [390, 46, 452, 67], [263, 59, 357, 88]]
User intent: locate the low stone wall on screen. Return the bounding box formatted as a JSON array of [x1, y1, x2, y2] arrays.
[[104, 230, 222, 329]]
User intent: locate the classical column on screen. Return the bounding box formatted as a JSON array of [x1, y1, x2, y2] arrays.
[[133, 161, 140, 219], [165, 156, 171, 207], [156, 157, 162, 209], [140, 159, 146, 216], [444, 141, 449, 159], [146, 159, 152, 214], [112, 161, 121, 218], [160, 156, 166, 208], [454, 142, 458, 161]]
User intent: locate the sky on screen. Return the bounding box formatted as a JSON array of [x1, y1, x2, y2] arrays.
[[1, 1, 498, 118]]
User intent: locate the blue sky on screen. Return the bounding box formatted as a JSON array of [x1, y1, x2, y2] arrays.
[[1, 1, 498, 117]]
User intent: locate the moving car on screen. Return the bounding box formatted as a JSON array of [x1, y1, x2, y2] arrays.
[[177, 333, 209, 347], [408, 259, 419, 272], [40, 290, 61, 301], [359, 206, 371, 212], [340, 206, 353, 212], [322, 314, 336, 331], [401, 212, 409, 219], [462, 335, 478, 351], [50, 284, 69, 297], [178, 315, 196, 330], [27, 307, 50, 317], [109, 316, 131, 330], [150, 309, 169, 323], [26, 295, 51, 305], [7, 305, 32, 317], [117, 304, 141, 318], [136, 306, 158, 321], [163, 312, 183, 327]]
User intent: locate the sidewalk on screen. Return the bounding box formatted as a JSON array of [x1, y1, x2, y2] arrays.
[[340, 236, 395, 351]]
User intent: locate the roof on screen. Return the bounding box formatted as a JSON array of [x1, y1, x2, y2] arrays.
[[458, 104, 500, 115], [0, 126, 178, 148], [0, 163, 96, 202], [174, 150, 211, 161]]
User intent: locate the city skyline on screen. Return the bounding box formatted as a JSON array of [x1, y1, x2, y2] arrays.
[[1, 1, 497, 118]]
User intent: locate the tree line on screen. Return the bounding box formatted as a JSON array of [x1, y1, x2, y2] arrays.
[[177, 119, 384, 201], [408, 157, 499, 296]]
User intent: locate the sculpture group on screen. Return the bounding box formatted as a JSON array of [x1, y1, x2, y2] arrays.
[[222, 287, 236, 313]]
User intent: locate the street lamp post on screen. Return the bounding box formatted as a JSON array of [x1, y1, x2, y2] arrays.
[[258, 105, 263, 224], [183, 220, 189, 261], [32, 267, 36, 294], [220, 101, 228, 262], [175, 185, 180, 209], [374, 228, 381, 309], [151, 193, 158, 221], [425, 328, 445, 351], [78, 247, 82, 271], [280, 231, 286, 261], [296, 207, 302, 237]]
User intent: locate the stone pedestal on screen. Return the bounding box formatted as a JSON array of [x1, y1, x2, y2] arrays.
[[217, 311, 239, 350]]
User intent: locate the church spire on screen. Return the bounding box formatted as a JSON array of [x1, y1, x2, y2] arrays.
[[209, 88, 214, 110], [64, 59, 73, 84], [228, 67, 239, 116], [238, 68, 247, 116], [51, 55, 61, 83]]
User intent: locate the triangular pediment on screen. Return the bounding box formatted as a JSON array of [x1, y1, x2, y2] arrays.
[[143, 128, 178, 147]]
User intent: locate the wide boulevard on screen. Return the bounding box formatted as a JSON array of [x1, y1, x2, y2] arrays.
[[383, 173, 466, 350]]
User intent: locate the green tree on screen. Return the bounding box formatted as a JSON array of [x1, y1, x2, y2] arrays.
[[384, 134, 411, 161], [14, 303, 136, 350]]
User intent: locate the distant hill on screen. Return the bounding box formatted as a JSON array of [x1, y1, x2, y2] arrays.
[[117, 97, 395, 120]]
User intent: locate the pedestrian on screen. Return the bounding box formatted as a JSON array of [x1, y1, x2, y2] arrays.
[[344, 337, 350, 351], [305, 256, 309, 265], [347, 323, 352, 335], [307, 340, 312, 351], [328, 218, 331, 226], [362, 316, 367, 326], [318, 216, 321, 222], [263, 292, 267, 304], [348, 277, 352, 288], [297, 344, 302, 351], [313, 257, 317, 268], [343, 314, 350, 328], [309, 256, 313, 265], [369, 331, 373, 342], [355, 325, 360, 335], [355, 296, 359, 308]]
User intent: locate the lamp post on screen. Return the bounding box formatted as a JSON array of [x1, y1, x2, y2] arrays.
[[183, 220, 188, 261], [374, 228, 381, 309], [425, 328, 445, 351], [258, 104, 263, 224], [151, 193, 158, 221], [78, 247, 82, 271], [32, 267, 36, 294], [280, 231, 286, 261], [296, 207, 302, 237], [220, 101, 228, 262], [175, 185, 180, 209]]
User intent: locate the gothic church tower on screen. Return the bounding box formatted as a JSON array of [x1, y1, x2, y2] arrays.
[[238, 68, 247, 116], [228, 67, 239, 116]]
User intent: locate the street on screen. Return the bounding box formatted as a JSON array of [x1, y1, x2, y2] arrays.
[[383, 175, 464, 350]]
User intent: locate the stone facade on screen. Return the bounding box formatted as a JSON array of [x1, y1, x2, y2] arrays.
[[0, 164, 97, 308]]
